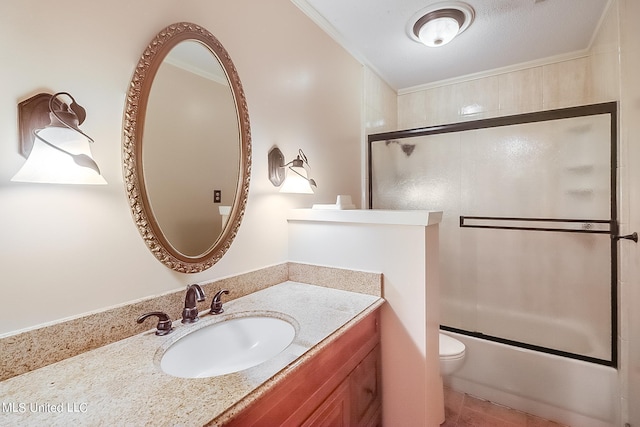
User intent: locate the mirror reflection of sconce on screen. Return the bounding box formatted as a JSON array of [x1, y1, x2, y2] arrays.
[[268, 146, 317, 194], [11, 92, 107, 185]]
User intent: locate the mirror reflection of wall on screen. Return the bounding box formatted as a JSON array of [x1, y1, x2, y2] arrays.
[[143, 41, 240, 257]]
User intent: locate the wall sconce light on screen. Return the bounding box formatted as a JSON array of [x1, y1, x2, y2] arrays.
[[268, 146, 317, 194], [408, 2, 474, 47], [11, 92, 107, 185]]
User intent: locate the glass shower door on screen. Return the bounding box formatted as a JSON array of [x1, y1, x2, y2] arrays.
[[369, 103, 617, 365]]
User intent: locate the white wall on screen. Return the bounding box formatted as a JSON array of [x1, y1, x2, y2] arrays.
[[0, 0, 363, 335], [287, 214, 443, 426]]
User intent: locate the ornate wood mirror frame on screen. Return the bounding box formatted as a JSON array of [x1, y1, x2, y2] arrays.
[[123, 22, 251, 273]]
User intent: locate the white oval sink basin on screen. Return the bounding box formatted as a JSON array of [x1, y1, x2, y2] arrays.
[[160, 316, 295, 378]]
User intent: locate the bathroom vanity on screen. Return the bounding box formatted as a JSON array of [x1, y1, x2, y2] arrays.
[[0, 282, 382, 426], [224, 304, 381, 426]]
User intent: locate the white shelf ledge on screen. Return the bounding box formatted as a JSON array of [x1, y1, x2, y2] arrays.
[[287, 209, 443, 226]]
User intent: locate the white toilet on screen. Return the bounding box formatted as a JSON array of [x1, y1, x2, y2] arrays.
[[439, 332, 466, 375]]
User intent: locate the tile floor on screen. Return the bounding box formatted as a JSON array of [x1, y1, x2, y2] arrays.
[[442, 387, 569, 427]]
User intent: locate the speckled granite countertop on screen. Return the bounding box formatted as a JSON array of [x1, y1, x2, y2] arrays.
[[0, 282, 382, 426]]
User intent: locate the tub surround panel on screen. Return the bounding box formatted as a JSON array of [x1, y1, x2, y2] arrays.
[[364, 66, 398, 134], [0, 263, 378, 382], [0, 282, 382, 426], [541, 57, 591, 110], [364, 66, 399, 208], [398, 34, 618, 130], [497, 67, 544, 116], [455, 75, 500, 120]]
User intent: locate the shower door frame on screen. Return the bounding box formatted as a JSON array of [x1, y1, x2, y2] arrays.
[[367, 102, 618, 367]]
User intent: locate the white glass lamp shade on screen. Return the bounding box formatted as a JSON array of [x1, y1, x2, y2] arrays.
[[11, 127, 107, 185], [418, 16, 460, 47], [408, 4, 474, 48], [279, 165, 314, 194]]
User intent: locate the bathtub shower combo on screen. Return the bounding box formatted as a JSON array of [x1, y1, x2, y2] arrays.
[[368, 103, 622, 426]]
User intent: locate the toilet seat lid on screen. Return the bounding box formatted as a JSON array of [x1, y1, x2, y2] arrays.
[[440, 333, 465, 357]]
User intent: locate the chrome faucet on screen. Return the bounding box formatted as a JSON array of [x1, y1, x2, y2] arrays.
[[182, 284, 205, 323], [210, 289, 230, 315]]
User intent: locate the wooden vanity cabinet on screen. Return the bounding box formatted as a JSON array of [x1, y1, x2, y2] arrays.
[[302, 345, 381, 427], [349, 345, 381, 426], [222, 308, 381, 427], [301, 380, 350, 426]]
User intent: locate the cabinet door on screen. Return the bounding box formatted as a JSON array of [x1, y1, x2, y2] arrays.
[[350, 345, 381, 426], [301, 381, 350, 427]]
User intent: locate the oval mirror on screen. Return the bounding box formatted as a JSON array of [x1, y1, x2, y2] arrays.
[[123, 22, 251, 273]]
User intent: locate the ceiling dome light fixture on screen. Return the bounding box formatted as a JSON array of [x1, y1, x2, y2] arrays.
[[408, 2, 474, 48]]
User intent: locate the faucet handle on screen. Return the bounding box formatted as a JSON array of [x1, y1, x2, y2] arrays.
[[210, 289, 230, 315], [137, 311, 174, 336]]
